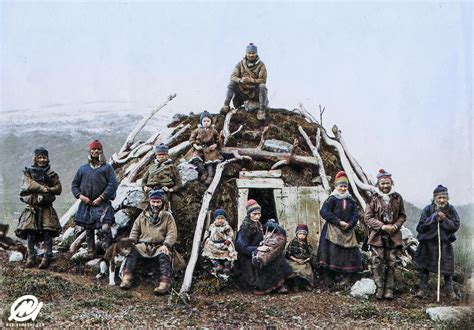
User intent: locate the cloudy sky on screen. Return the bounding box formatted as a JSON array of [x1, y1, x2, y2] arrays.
[[1, 1, 471, 206]]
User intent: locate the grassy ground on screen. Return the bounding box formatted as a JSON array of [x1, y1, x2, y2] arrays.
[[1, 249, 471, 328]]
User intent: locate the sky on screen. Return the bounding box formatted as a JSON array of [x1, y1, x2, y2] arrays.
[[0, 1, 472, 207]]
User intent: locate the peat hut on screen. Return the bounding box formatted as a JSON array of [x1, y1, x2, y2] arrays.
[[57, 96, 394, 294]]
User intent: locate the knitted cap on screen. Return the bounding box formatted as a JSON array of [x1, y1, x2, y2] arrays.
[[335, 171, 349, 186], [34, 147, 49, 157], [376, 169, 392, 181], [88, 139, 103, 150], [199, 111, 212, 125], [246, 199, 261, 214], [154, 143, 169, 155], [148, 189, 166, 200], [246, 43, 258, 53], [433, 185, 448, 197], [295, 224, 309, 235], [213, 208, 227, 221]]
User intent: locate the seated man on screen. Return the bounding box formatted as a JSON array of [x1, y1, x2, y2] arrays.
[[120, 189, 177, 295], [221, 43, 268, 120], [142, 143, 182, 209]]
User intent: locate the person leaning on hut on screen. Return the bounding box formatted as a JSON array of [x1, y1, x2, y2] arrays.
[[234, 199, 292, 295], [142, 143, 182, 209], [71, 140, 118, 259], [120, 189, 177, 295], [364, 169, 406, 300], [221, 43, 268, 121], [185, 111, 223, 184], [315, 171, 363, 285], [415, 185, 460, 299], [15, 147, 62, 269]]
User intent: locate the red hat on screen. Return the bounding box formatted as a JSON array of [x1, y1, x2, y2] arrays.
[[335, 171, 349, 186], [88, 139, 103, 150]]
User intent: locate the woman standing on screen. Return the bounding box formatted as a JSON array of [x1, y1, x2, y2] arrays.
[[235, 199, 292, 294], [315, 171, 362, 284], [15, 147, 62, 269]]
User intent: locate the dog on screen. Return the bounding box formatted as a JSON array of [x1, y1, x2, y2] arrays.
[[96, 238, 135, 286]]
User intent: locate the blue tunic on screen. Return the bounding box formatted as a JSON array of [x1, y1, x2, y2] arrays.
[[71, 163, 118, 228]]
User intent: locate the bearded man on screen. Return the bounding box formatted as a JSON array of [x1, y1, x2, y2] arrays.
[[221, 43, 268, 120], [120, 189, 177, 295], [364, 169, 407, 300], [415, 185, 460, 299], [71, 140, 118, 258]]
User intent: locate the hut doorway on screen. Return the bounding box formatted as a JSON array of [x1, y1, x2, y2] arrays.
[[236, 170, 328, 248]]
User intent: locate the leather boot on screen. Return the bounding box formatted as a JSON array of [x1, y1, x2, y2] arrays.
[[25, 257, 36, 268], [205, 164, 215, 184], [444, 275, 457, 299], [257, 107, 266, 121], [154, 276, 171, 295], [220, 105, 230, 115], [85, 229, 96, 260], [120, 274, 133, 290], [38, 255, 52, 269], [415, 271, 429, 299], [192, 159, 206, 182], [384, 267, 395, 300], [373, 266, 385, 300]]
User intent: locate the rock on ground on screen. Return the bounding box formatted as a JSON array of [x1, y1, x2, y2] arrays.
[[8, 251, 23, 262], [350, 278, 376, 299], [426, 306, 473, 322]]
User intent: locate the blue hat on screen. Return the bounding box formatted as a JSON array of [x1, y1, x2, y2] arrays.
[[154, 143, 169, 154], [376, 169, 392, 181], [148, 189, 166, 200], [34, 147, 49, 157], [213, 208, 227, 221], [433, 185, 448, 197], [199, 111, 212, 125], [246, 43, 258, 53]]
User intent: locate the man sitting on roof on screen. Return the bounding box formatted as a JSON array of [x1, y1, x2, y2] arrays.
[[221, 43, 268, 121]]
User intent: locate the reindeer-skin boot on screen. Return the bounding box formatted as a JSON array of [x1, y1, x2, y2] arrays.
[[154, 276, 171, 295], [383, 267, 395, 300]]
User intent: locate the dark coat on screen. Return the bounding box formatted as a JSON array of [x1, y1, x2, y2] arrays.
[[316, 195, 362, 273], [71, 162, 118, 228], [364, 192, 406, 248], [15, 165, 62, 239], [415, 203, 460, 275], [234, 217, 292, 292]]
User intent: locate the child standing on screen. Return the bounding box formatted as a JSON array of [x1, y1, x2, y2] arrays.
[[286, 224, 314, 291], [185, 111, 223, 184], [202, 209, 237, 280]]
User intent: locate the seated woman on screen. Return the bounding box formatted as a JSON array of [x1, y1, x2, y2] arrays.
[[315, 171, 363, 286], [235, 199, 292, 295]]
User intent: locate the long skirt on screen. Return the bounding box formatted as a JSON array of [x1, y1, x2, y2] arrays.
[[234, 254, 292, 292], [415, 239, 454, 275], [315, 225, 363, 273]]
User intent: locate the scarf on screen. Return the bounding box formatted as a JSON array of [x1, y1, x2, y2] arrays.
[[25, 164, 52, 186], [330, 189, 351, 200], [244, 56, 260, 68], [375, 187, 396, 205], [147, 208, 163, 226]]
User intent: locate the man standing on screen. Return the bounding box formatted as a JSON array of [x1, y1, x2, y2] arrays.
[[364, 169, 406, 300], [71, 140, 118, 258], [415, 185, 460, 299], [221, 43, 268, 120], [120, 189, 177, 295]]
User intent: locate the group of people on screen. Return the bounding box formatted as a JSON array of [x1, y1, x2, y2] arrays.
[[14, 42, 461, 299]]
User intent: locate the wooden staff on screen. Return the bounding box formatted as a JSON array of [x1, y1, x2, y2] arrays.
[[437, 219, 441, 302]]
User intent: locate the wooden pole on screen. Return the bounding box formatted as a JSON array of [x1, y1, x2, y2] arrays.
[[437, 220, 441, 302]]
